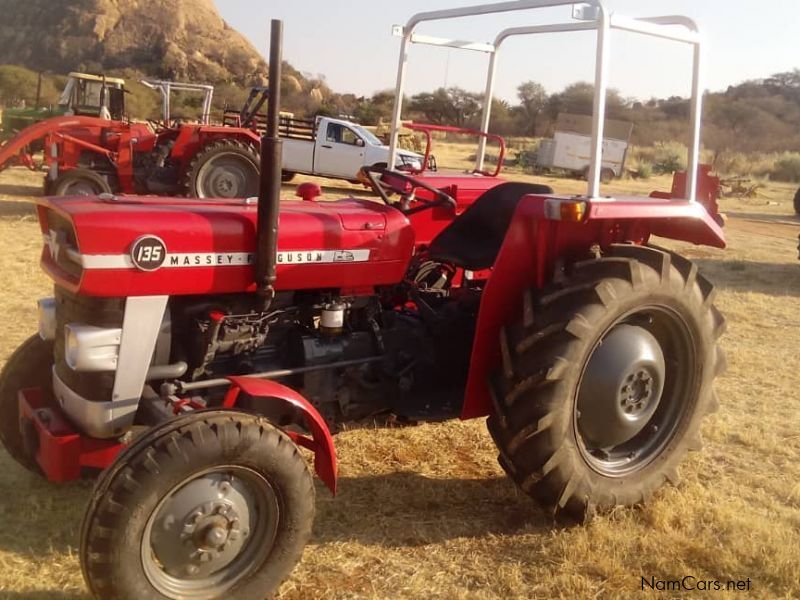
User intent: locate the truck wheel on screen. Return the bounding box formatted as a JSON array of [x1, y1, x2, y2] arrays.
[[793, 187, 800, 215], [581, 166, 615, 184], [50, 169, 112, 196], [187, 141, 260, 198], [80, 409, 315, 600], [281, 170, 296, 183], [488, 244, 725, 521], [0, 335, 54, 472]]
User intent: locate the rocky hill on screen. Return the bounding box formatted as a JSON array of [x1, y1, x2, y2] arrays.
[[0, 0, 267, 85]]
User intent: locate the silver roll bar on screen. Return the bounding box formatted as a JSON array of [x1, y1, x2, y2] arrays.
[[140, 80, 216, 126], [388, 0, 704, 201]]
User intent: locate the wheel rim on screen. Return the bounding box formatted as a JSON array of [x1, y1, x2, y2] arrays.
[[196, 153, 258, 198], [142, 465, 280, 599], [574, 306, 697, 477]]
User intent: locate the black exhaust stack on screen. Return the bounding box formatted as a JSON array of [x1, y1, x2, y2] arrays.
[[256, 19, 284, 308]]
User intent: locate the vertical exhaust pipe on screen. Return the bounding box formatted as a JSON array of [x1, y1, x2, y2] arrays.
[[256, 19, 283, 308]]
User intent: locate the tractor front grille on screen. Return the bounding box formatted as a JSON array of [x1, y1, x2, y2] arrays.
[[43, 210, 83, 281], [53, 287, 125, 403]]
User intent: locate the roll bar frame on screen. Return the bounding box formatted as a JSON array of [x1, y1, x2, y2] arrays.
[[388, 1, 704, 201], [140, 79, 215, 126]]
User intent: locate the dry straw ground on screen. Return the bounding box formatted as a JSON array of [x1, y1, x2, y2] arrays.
[[0, 153, 798, 599]]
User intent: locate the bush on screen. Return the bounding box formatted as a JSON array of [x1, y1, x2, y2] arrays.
[[517, 149, 540, 171], [651, 141, 688, 174], [636, 163, 653, 179]]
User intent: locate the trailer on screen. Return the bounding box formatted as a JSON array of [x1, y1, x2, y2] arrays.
[[536, 113, 634, 181]]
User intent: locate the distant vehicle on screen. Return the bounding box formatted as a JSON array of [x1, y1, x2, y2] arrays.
[[0, 72, 126, 140], [536, 113, 634, 182], [0, 85, 421, 196], [278, 114, 425, 183]]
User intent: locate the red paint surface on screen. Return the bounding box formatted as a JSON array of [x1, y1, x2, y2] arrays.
[[18, 387, 123, 482], [38, 196, 415, 297]]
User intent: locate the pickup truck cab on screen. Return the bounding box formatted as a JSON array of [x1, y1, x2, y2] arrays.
[[281, 116, 424, 182]]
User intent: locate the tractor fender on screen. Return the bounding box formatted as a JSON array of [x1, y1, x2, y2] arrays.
[[223, 376, 337, 494], [461, 193, 726, 421]]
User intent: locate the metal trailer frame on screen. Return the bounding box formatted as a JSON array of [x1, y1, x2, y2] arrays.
[[388, 0, 704, 201], [140, 79, 215, 126]]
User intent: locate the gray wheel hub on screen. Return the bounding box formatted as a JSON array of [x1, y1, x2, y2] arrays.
[[577, 324, 666, 449], [197, 154, 256, 198], [142, 467, 279, 599], [65, 180, 100, 195]]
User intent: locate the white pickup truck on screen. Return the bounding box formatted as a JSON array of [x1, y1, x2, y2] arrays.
[[280, 116, 424, 183]]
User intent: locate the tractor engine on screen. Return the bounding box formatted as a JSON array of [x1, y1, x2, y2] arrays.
[[44, 280, 478, 439], [164, 284, 478, 427]]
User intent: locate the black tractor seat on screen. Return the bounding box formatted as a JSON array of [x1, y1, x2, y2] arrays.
[[427, 182, 553, 271]]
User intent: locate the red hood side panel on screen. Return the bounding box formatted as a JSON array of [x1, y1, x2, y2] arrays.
[[37, 197, 414, 297]]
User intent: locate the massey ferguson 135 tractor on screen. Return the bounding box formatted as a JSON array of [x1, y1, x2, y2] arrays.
[[0, 4, 726, 599]]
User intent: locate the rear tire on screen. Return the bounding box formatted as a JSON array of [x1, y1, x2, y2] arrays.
[[0, 335, 54, 473], [80, 409, 315, 600], [187, 141, 261, 198], [793, 187, 800, 215], [281, 170, 296, 183], [50, 169, 112, 196], [488, 245, 725, 521]]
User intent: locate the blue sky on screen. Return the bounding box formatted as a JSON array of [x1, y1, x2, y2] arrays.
[[217, 1, 796, 103]]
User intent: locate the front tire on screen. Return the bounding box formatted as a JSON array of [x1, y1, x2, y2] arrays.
[[488, 245, 726, 521], [81, 410, 315, 600], [0, 335, 53, 473], [50, 169, 112, 196]]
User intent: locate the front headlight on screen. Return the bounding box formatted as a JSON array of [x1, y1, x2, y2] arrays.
[[64, 324, 122, 372]]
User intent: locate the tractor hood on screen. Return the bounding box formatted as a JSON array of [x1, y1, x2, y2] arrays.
[[36, 195, 415, 297]]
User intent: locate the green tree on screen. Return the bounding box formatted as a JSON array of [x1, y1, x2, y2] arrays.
[[515, 81, 548, 135], [0, 65, 60, 107], [547, 82, 628, 122], [409, 87, 482, 127]]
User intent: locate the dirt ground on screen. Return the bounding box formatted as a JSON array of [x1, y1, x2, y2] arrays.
[[0, 163, 798, 599]]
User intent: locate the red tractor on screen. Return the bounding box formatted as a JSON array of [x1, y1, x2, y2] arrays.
[[0, 79, 266, 199], [0, 6, 726, 600]]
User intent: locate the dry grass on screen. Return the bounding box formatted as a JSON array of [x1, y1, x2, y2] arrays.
[[0, 159, 798, 599]]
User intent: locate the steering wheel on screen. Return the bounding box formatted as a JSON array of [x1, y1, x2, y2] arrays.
[[363, 165, 456, 216]]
